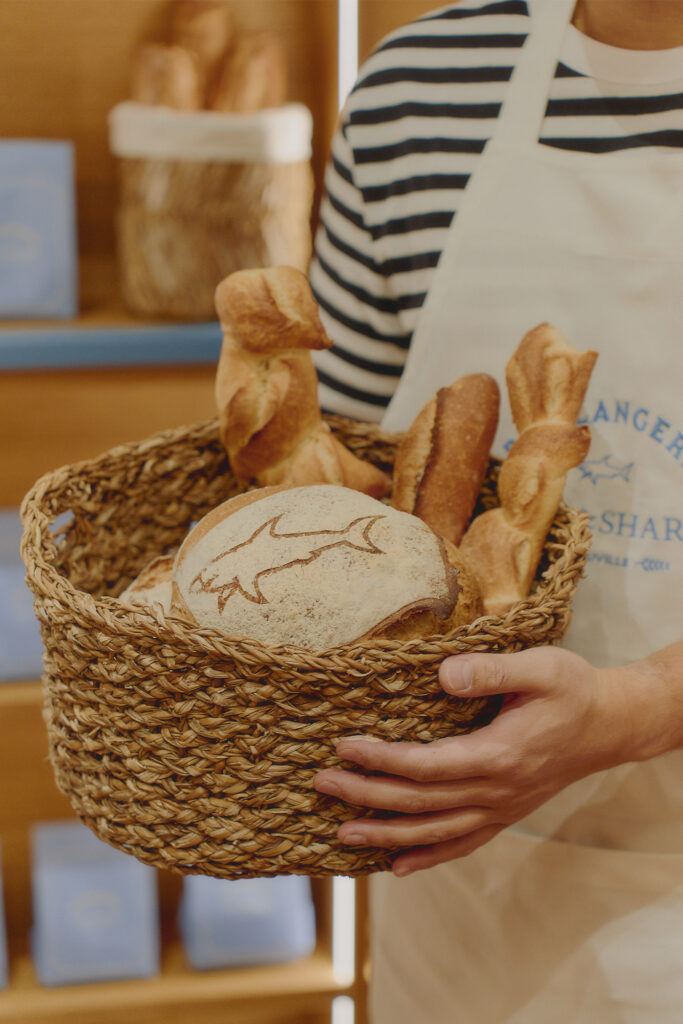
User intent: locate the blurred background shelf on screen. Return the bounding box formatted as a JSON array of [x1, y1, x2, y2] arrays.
[[0, 1, 448, 1020], [1, 947, 343, 1024], [0, 253, 222, 370], [0, 362, 219, 507], [0, 678, 363, 1024], [0, 323, 222, 372], [0, 0, 340, 299]]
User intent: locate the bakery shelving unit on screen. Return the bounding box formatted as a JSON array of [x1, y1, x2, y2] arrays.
[[0, 0, 341, 501], [0, 2, 371, 1021], [0, 682, 370, 1024]]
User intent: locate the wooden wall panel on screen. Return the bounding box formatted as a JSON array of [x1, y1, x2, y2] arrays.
[[359, 0, 450, 63], [0, 366, 218, 507], [0, 0, 339, 306]]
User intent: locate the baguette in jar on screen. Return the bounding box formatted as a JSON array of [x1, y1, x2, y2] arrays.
[[170, 0, 235, 102], [130, 43, 202, 110], [209, 31, 287, 113]]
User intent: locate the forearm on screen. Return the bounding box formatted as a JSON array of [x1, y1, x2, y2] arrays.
[[600, 640, 683, 765]]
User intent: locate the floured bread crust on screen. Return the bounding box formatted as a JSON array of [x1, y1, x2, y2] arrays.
[[119, 553, 175, 614], [173, 484, 459, 651]]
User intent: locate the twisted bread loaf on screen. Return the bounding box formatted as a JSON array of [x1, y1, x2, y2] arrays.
[[215, 267, 391, 498], [460, 324, 598, 615]]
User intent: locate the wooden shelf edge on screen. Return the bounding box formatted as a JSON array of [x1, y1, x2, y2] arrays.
[[0, 681, 42, 708], [0, 947, 350, 1020]]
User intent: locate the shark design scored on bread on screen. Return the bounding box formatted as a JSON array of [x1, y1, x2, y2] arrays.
[[172, 484, 460, 651], [190, 513, 385, 612]]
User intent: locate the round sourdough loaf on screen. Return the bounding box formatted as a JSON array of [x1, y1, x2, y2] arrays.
[[171, 484, 460, 651], [119, 553, 174, 613]]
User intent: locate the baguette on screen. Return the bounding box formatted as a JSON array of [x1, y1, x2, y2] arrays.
[[170, 0, 234, 102], [441, 540, 485, 629], [209, 31, 287, 113], [460, 324, 597, 615], [215, 267, 391, 498], [130, 43, 202, 110], [392, 374, 500, 546]]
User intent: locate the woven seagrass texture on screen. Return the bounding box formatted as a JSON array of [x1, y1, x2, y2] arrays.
[[116, 157, 314, 318], [20, 417, 591, 878]]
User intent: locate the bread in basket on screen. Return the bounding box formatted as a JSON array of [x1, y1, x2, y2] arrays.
[[20, 413, 591, 878]]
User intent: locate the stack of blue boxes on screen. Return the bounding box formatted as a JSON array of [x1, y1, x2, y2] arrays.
[[31, 822, 160, 986], [179, 873, 316, 970], [0, 509, 45, 683], [0, 141, 78, 320], [27, 821, 317, 986]]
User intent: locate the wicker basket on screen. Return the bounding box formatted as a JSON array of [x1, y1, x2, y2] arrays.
[[20, 416, 591, 879], [109, 102, 314, 319]]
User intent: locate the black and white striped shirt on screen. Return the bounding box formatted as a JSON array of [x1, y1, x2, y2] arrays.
[[310, 0, 683, 421]]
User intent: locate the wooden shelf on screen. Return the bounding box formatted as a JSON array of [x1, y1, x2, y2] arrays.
[[0, 680, 42, 709], [0, 256, 155, 334], [0, 2, 369, 1018], [0, 680, 360, 1024], [0, 253, 224, 376], [1, 945, 345, 1024]]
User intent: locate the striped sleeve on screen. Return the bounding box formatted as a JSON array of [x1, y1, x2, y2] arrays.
[[310, 124, 411, 422], [310, 0, 683, 421], [310, 0, 528, 420]]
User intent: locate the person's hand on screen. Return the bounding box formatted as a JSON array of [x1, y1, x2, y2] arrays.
[[313, 646, 634, 877]]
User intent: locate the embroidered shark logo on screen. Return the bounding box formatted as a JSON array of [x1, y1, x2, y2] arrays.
[[578, 455, 634, 486], [190, 514, 386, 613]]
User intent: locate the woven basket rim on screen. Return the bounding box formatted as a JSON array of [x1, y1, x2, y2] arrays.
[[20, 417, 592, 670]]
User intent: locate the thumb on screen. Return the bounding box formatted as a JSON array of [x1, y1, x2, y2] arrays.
[[439, 648, 560, 697]]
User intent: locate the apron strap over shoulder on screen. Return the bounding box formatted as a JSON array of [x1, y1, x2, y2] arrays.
[[494, 0, 576, 146]]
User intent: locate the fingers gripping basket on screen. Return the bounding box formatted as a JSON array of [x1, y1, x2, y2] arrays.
[[20, 417, 591, 879]]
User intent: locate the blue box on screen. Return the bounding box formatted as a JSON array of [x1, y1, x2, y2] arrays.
[[0, 846, 8, 989], [31, 821, 160, 986], [179, 875, 316, 970], [0, 509, 44, 681], [0, 141, 78, 319]]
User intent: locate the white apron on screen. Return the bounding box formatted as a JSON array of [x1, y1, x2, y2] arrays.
[[373, 1, 683, 1020]]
